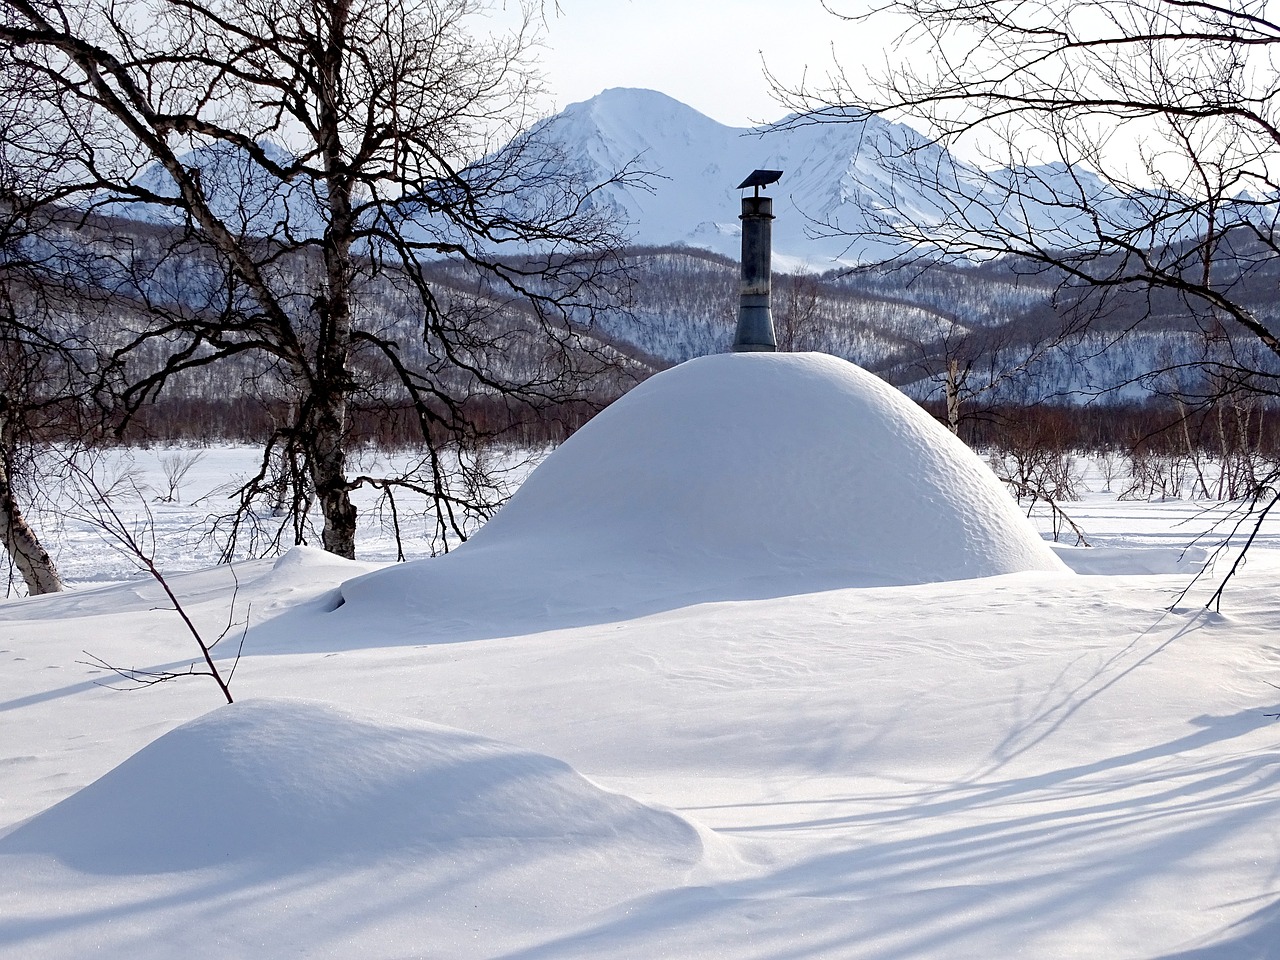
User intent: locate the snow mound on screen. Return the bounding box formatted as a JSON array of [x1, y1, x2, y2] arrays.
[[476, 352, 1063, 584], [1, 699, 705, 875], [327, 353, 1065, 644], [270, 544, 361, 573], [1052, 542, 1209, 575]]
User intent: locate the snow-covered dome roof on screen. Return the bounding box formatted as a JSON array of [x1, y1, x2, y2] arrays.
[[331, 353, 1066, 642], [474, 352, 1064, 585]]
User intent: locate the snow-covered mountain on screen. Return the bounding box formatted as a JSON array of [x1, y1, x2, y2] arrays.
[[70, 88, 1275, 408], [118, 140, 326, 237], [527, 88, 1143, 268], [528, 88, 930, 267], [108, 87, 1198, 269]]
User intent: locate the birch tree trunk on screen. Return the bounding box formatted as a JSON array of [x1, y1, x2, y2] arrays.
[[945, 359, 961, 435], [0, 417, 61, 594]]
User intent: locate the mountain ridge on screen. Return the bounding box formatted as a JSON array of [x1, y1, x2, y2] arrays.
[[534, 86, 933, 267]]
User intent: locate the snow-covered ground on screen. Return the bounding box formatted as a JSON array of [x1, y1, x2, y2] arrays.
[[25, 443, 542, 588], [3, 354, 1279, 959]]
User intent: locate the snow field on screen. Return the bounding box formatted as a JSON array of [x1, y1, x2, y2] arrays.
[[1, 353, 1278, 958], [24, 443, 541, 589]]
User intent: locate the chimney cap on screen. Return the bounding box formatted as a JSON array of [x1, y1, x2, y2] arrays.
[[737, 169, 783, 191]]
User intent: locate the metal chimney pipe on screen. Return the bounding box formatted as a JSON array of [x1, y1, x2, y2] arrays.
[[733, 173, 780, 352]]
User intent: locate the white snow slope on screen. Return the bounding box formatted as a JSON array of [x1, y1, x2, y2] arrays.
[[328, 353, 1066, 644], [528, 88, 1145, 267], [2, 353, 1279, 959]]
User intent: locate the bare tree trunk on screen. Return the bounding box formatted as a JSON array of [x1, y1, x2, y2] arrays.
[[946, 359, 961, 435], [308, 393, 357, 558], [310, 1, 356, 560], [1175, 399, 1209, 498], [0, 427, 61, 594]]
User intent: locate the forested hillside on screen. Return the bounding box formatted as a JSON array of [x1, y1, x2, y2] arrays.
[[23, 215, 1280, 449]]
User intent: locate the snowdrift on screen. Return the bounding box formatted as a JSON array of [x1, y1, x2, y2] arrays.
[[475, 352, 1063, 580], [329, 353, 1065, 641], [1, 698, 706, 875]]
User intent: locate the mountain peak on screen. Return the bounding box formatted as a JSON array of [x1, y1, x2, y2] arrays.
[[537, 88, 926, 265], [534, 88, 1132, 266], [559, 87, 738, 137]]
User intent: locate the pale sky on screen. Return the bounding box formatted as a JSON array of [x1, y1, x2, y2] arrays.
[[535, 0, 865, 127]]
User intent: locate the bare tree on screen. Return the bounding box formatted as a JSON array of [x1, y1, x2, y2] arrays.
[[772, 0, 1280, 595], [0, 45, 103, 594], [774, 0, 1280, 405], [155, 449, 204, 503], [0, 351, 65, 595], [774, 271, 825, 352], [1, 0, 644, 559], [66, 457, 242, 703]]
